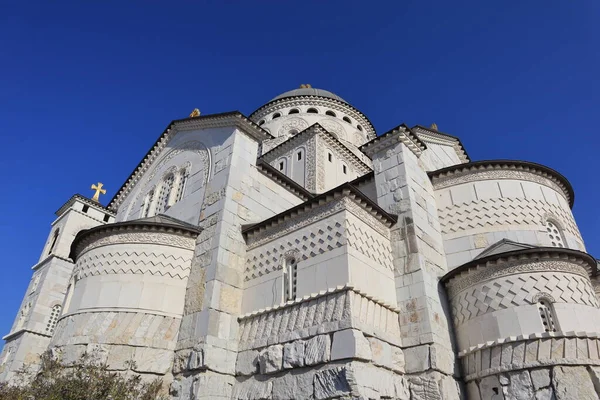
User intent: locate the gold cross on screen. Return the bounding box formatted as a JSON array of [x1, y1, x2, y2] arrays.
[[91, 182, 106, 202]]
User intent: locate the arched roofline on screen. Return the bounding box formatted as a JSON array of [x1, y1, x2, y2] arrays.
[[442, 247, 598, 284], [249, 95, 376, 140], [428, 160, 575, 208]]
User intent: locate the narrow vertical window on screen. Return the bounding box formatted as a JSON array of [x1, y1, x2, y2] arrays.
[[545, 220, 565, 248], [45, 305, 62, 335], [279, 162, 284, 171], [48, 229, 59, 255], [343, 165, 347, 174], [538, 299, 557, 332], [284, 257, 298, 301], [156, 174, 174, 213], [328, 153, 333, 162], [142, 190, 154, 218], [297, 152, 302, 161], [174, 168, 189, 203]]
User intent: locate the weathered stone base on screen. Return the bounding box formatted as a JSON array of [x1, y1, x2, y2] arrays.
[[170, 370, 236, 400], [406, 371, 462, 400], [232, 360, 409, 400], [468, 365, 600, 400]]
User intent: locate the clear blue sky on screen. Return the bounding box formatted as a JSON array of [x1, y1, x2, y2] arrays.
[[0, 1, 598, 336]]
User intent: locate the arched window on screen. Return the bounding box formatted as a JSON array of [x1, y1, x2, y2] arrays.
[[307, 108, 318, 114], [48, 229, 59, 255], [272, 112, 281, 120], [343, 116, 352, 124], [283, 256, 297, 301], [545, 220, 565, 248], [357, 125, 363, 131], [156, 174, 174, 214], [288, 109, 299, 114], [45, 304, 62, 335], [538, 299, 557, 332], [258, 120, 265, 126], [325, 110, 336, 117], [174, 168, 189, 203]]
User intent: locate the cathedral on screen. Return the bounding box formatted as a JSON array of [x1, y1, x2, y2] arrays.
[[2, 86, 600, 399]]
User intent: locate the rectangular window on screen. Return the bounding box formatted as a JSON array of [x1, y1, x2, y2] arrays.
[[328, 153, 332, 162], [343, 165, 347, 174], [103, 214, 110, 222], [279, 161, 284, 171], [82, 205, 89, 213], [297, 152, 302, 161]]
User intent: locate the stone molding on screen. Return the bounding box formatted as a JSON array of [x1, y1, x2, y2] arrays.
[[244, 190, 394, 250], [55, 194, 115, 217], [256, 160, 312, 200], [428, 160, 574, 207], [249, 96, 376, 140], [360, 124, 426, 158], [72, 224, 197, 260], [443, 248, 598, 293], [458, 331, 600, 381], [238, 285, 401, 351], [108, 111, 270, 211]]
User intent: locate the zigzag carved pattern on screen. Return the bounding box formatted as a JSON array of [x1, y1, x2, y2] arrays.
[[76, 251, 192, 280], [451, 273, 598, 326], [439, 197, 581, 240]]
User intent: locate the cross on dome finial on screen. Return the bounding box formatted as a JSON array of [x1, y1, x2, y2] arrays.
[[299, 84, 312, 88], [91, 182, 106, 202], [189, 108, 201, 118]]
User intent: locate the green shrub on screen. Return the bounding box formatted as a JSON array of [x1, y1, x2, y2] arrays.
[[0, 351, 166, 400]]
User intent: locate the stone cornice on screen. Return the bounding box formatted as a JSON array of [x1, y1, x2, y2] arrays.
[[360, 124, 427, 158], [31, 254, 73, 271], [250, 95, 376, 140], [107, 111, 272, 212], [411, 125, 470, 163], [2, 328, 50, 341], [242, 181, 397, 242], [442, 247, 598, 289], [428, 160, 575, 208], [256, 159, 313, 201], [260, 123, 372, 175], [238, 284, 400, 321], [55, 194, 115, 216], [70, 218, 200, 260]]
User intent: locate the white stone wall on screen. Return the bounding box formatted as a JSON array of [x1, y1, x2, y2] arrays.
[[49, 227, 195, 378], [446, 258, 600, 352], [243, 198, 395, 314], [435, 172, 583, 269], [419, 141, 463, 171]]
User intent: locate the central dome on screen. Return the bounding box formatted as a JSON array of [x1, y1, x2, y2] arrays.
[[270, 87, 347, 104]]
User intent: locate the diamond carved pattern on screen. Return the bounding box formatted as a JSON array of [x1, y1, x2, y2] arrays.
[[452, 272, 598, 326]]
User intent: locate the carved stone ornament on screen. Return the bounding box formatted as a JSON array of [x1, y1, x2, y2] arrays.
[[276, 117, 309, 137]]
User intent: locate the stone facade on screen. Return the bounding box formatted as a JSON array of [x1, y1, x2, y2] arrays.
[[1, 87, 599, 399]]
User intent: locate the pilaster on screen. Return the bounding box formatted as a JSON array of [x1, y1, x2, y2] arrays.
[[364, 127, 462, 397]]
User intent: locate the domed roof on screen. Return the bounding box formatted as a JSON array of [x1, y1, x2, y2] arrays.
[[270, 87, 347, 104]]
